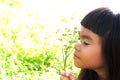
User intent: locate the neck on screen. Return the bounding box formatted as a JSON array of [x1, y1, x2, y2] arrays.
[[98, 73, 107, 80], [94, 67, 108, 80]]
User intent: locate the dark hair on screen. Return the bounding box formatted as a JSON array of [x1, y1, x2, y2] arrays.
[[78, 7, 120, 80]]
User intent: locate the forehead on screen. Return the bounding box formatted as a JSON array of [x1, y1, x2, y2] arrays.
[[80, 27, 93, 36], [79, 27, 101, 42]]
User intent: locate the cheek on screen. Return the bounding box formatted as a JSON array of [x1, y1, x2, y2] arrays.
[[89, 54, 103, 68], [84, 47, 104, 68], [74, 43, 104, 69]]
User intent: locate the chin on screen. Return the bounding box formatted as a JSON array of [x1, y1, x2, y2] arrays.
[[74, 62, 81, 68]]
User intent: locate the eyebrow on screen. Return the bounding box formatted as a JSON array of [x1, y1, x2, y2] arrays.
[[80, 35, 93, 41], [78, 31, 93, 41]]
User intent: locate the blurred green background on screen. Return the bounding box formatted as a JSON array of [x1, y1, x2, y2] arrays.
[[0, 0, 80, 79]]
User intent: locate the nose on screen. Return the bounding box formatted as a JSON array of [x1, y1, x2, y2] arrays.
[[74, 43, 81, 51]]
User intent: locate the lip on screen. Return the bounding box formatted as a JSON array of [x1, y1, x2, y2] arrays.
[[73, 54, 80, 59]]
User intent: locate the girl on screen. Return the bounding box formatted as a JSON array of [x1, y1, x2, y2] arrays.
[[60, 7, 120, 80]]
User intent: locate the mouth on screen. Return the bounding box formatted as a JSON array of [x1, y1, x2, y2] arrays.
[[73, 54, 80, 59]]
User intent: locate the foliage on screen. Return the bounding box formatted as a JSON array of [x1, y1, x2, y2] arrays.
[[0, 0, 80, 80]]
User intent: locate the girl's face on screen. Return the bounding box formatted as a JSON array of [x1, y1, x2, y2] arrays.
[[74, 27, 105, 70]]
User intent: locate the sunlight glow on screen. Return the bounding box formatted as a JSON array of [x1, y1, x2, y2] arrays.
[[19, 0, 120, 30]]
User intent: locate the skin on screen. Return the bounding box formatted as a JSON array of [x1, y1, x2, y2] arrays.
[[60, 27, 107, 80], [60, 71, 76, 80], [74, 26, 104, 69]]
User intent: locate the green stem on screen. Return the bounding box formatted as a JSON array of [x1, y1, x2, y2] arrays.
[[63, 55, 67, 71]]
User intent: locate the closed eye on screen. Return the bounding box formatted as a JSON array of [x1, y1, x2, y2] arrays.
[[78, 39, 89, 45], [83, 41, 89, 45]]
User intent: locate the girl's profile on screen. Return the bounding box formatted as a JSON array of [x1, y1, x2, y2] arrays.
[[60, 7, 120, 80]]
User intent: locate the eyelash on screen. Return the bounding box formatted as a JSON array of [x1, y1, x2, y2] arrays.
[[83, 41, 89, 45], [78, 40, 89, 45]]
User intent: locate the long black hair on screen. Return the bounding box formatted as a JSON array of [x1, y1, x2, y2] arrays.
[[78, 7, 120, 80]]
